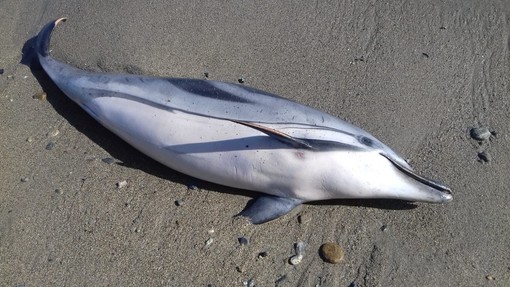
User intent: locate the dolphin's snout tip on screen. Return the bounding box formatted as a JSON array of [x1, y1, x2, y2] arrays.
[[439, 187, 453, 203], [442, 193, 453, 203]]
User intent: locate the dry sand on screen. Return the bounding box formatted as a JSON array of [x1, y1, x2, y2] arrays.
[[1, 1, 510, 286]]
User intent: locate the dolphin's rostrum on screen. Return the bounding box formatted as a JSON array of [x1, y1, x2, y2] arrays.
[[34, 18, 452, 224]]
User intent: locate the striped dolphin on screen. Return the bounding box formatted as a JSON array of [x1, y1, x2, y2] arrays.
[[35, 18, 452, 224]]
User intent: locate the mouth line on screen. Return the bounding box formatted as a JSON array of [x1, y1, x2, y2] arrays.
[[380, 153, 452, 195]]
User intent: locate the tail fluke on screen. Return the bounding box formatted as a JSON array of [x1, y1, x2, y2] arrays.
[[35, 18, 67, 58]]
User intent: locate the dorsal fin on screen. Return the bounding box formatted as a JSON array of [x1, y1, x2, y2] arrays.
[[230, 120, 314, 149]]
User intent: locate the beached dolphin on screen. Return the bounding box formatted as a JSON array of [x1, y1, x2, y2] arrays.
[[34, 18, 452, 224]]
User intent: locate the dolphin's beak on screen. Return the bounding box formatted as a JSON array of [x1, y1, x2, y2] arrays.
[[380, 153, 453, 202]]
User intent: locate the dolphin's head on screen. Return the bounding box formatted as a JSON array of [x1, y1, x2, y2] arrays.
[[313, 132, 452, 204], [353, 132, 452, 202], [379, 152, 453, 203]]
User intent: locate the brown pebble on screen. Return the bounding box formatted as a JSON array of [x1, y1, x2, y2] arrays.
[[32, 91, 47, 101], [319, 242, 344, 264]]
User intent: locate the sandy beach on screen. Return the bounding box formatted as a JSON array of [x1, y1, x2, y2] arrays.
[[1, 1, 509, 286]]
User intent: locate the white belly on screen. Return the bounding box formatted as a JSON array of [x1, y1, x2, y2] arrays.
[[86, 96, 321, 198]]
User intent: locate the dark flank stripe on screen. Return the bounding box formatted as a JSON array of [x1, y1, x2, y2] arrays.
[[166, 79, 254, 104]]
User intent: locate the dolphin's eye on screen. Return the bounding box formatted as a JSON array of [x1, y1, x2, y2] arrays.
[[359, 136, 375, 147]]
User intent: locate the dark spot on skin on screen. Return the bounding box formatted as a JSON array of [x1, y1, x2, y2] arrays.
[[359, 136, 374, 147]]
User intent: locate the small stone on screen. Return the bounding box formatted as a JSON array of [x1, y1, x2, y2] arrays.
[[236, 266, 245, 273], [319, 242, 344, 264], [32, 91, 47, 101], [0, 68, 4, 75], [297, 213, 311, 224], [7, 75, 14, 79], [101, 157, 115, 164], [45, 142, 55, 150], [243, 279, 255, 287], [295, 241, 305, 254], [381, 224, 388, 232], [478, 151, 491, 163], [175, 199, 183, 206], [485, 275, 495, 281], [54, 189, 62, 194], [204, 72, 209, 78], [238, 236, 249, 245], [238, 77, 245, 84], [257, 251, 268, 258], [208, 228, 215, 234], [116, 180, 128, 188], [26, 136, 34, 143], [470, 127, 491, 141], [47, 129, 59, 137], [135, 228, 141, 233], [188, 184, 198, 190], [275, 275, 287, 286], [21, 177, 29, 182], [205, 237, 214, 246]]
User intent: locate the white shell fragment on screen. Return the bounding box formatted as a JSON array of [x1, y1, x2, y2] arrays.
[[116, 180, 128, 188], [289, 241, 306, 265], [289, 254, 303, 265], [205, 237, 214, 247], [47, 129, 60, 137]]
